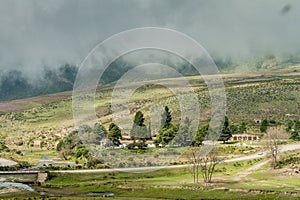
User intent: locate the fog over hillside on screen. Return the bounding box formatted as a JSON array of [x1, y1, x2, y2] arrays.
[[1, 0, 300, 100]]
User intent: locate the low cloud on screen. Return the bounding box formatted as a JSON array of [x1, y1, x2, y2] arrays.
[[0, 0, 299, 79]]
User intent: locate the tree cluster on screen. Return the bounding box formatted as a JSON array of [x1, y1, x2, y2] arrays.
[[154, 106, 181, 146], [57, 122, 122, 161], [154, 107, 235, 146], [286, 120, 300, 141]]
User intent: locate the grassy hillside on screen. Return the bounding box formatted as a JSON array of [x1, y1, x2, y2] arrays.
[[1, 65, 300, 150]]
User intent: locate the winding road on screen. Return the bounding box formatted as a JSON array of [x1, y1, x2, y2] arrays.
[[52, 143, 300, 173], [1, 143, 299, 172]]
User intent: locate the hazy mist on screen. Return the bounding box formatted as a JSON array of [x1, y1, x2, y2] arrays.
[[0, 0, 300, 74]]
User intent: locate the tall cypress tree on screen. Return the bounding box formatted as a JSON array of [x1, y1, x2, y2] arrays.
[[131, 111, 150, 143], [133, 111, 145, 126], [161, 106, 172, 128], [219, 116, 232, 143], [260, 119, 268, 133], [108, 123, 122, 146]]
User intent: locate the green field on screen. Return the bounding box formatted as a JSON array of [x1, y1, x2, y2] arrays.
[[1, 156, 299, 199]]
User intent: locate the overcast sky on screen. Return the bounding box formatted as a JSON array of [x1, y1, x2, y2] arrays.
[[0, 0, 300, 76]]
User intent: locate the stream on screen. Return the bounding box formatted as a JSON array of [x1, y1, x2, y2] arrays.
[[0, 182, 35, 192], [0, 182, 116, 197]]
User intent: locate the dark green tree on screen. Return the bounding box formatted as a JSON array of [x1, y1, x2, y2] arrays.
[[260, 119, 268, 133], [78, 125, 93, 144], [108, 123, 122, 146], [286, 120, 294, 131], [238, 122, 247, 133], [133, 111, 145, 126], [174, 117, 193, 146], [193, 125, 208, 146], [130, 111, 151, 145], [229, 124, 239, 135], [290, 131, 300, 141], [154, 106, 176, 146], [219, 116, 232, 143], [78, 124, 107, 145], [154, 124, 178, 146], [294, 121, 300, 131], [93, 123, 108, 144], [161, 106, 172, 128], [56, 130, 89, 161]]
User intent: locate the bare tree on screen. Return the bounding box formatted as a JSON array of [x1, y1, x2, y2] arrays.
[[187, 147, 200, 183], [263, 127, 283, 169], [187, 145, 223, 184], [199, 147, 223, 183]]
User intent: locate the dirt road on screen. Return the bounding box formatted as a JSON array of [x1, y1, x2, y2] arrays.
[[54, 143, 300, 173]]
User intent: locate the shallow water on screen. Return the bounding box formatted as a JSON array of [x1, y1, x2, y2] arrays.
[[88, 192, 115, 197], [0, 182, 35, 192]]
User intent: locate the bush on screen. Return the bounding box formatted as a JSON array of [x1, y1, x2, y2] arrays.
[[45, 172, 57, 181], [86, 158, 103, 168], [127, 142, 147, 149], [0, 141, 10, 152], [290, 131, 300, 141], [277, 152, 300, 168]]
